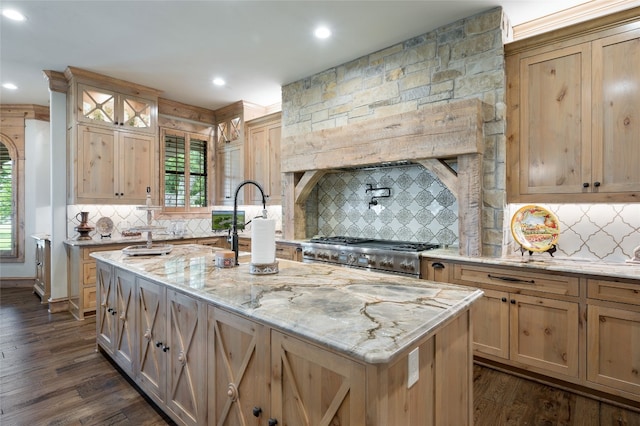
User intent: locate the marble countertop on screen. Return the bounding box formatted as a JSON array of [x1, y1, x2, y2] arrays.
[[422, 248, 640, 281], [92, 244, 483, 364], [64, 231, 272, 247], [31, 233, 51, 241]]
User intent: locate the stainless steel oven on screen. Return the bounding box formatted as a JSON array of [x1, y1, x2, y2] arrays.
[[299, 236, 440, 278]]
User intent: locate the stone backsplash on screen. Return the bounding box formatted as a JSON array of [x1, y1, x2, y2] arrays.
[[308, 164, 459, 245]]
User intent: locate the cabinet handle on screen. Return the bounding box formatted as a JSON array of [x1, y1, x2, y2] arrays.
[[155, 341, 163, 348], [252, 407, 262, 417], [162, 346, 170, 352], [593, 181, 601, 187], [432, 262, 445, 269], [111, 309, 117, 315], [268, 419, 278, 426], [501, 297, 507, 303], [487, 274, 535, 284], [583, 182, 590, 188]]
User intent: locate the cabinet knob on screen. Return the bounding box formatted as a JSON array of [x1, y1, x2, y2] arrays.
[[162, 346, 170, 352], [510, 299, 516, 304], [268, 419, 278, 426], [114, 121, 119, 125], [583, 182, 590, 188], [155, 341, 163, 348], [594, 181, 601, 187], [252, 407, 262, 417], [501, 297, 507, 303]]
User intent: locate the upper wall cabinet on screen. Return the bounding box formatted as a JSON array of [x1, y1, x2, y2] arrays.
[[506, 10, 640, 203], [77, 84, 157, 134], [245, 112, 282, 205], [65, 67, 162, 204]]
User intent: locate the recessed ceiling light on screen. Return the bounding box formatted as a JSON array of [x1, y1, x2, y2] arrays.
[[2, 9, 26, 21], [2, 83, 18, 90], [314, 26, 331, 39], [213, 78, 226, 86]]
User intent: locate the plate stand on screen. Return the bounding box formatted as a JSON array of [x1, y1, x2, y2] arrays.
[[517, 244, 557, 257]]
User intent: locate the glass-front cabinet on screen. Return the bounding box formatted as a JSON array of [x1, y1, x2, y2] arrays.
[[77, 83, 156, 133]]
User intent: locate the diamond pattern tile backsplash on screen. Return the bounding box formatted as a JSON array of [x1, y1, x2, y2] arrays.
[[504, 203, 640, 263], [313, 165, 459, 245], [67, 204, 283, 239]]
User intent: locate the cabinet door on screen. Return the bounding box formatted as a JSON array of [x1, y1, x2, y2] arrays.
[[518, 43, 592, 195], [271, 331, 366, 426], [166, 289, 206, 426], [78, 84, 117, 125], [587, 304, 640, 396], [509, 294, 579, 378], [76, 125, 117, 201], [591, 28, 640, 193], [96, 261, 115, 352], [208, 307, 269, 425], [120, 94, 155, 132], [472, 289, 510, 359], [113, 269, 136, 375], [137, 278, 167, 404], [118, 131, 155, 203]]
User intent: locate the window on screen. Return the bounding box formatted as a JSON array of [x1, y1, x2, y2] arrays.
[[161, 129, 212, 215], [0, 134, 22, 261]]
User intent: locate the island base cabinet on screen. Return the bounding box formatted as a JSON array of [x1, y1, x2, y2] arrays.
[[135, 278, 207, 426], [271, 331, 367, 425]]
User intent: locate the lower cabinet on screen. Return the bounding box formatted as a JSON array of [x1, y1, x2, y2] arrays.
[[97, 268, 207, 426], [33, 237, 51, 304], [422, 258, 640, 404], [586, 278, 640, 400]]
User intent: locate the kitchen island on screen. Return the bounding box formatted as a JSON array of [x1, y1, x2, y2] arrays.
[[92, 244, 482, 426]]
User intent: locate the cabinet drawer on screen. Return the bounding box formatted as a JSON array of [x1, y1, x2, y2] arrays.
[[83, 262, 96, 284], [83, 286, 96, 309], [275, 244, 301, 261], [587, 278, 640, 306], [452, 264, 579, 297]]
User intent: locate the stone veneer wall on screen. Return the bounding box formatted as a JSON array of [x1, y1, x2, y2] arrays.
[[282, 7, 508, 256]]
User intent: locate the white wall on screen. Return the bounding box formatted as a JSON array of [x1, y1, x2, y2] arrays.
[[0, 119, 51, 278]]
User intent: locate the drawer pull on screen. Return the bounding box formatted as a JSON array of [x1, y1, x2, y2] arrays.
[[432, 262, 445, 269], [488, 274, 535, 284]]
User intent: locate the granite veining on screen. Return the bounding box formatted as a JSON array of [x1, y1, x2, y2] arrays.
[[92, 244, 482, 364]]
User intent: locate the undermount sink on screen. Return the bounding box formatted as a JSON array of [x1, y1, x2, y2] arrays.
[[122, 244, 173, 256]]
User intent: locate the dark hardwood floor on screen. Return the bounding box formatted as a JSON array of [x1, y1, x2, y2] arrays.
[[1, 286, 639, 425]]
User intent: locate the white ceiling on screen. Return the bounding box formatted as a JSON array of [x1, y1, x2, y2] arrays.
[[0, 0, 629, 111]]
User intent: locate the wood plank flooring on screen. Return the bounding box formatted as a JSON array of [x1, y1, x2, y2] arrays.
[[1, 286, 639, 425]]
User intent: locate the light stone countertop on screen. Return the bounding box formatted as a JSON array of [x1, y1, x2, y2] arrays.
[[92, 244, 483, 364], [63, 231, 270, 247], [422, 248, 640, 281]]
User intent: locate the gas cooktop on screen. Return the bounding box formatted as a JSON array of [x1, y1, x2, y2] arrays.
[[308, 236, 440, 252]]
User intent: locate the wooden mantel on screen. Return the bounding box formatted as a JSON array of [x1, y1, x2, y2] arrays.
[[281, 98, 485, 257]]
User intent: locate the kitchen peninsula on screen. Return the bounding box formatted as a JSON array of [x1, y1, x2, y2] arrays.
[[92, 244, 482, 426]]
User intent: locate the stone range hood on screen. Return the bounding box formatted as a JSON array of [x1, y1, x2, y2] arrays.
[[281, 98, 484, 256]]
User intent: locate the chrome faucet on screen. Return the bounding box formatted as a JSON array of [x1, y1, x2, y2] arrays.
[[232, 180, 267, 265]]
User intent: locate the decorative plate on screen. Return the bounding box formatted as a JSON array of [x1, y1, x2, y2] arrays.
[[96, 217, 114, 236], [510, 205, 560, 252]]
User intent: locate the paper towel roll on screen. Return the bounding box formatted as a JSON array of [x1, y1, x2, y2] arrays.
[[251, 218, 276, 264]]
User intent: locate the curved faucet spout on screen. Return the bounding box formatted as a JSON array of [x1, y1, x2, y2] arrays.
[[232, 180, 268, 265]]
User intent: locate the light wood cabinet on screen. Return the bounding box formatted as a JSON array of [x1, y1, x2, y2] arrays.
[[65, 67, 160, 204], [275, 241, 302, 262], [423, 260, 581, 379], [207, 307, 270, 425], [422, 257, 640, 404], [33, 237, 51, 304], [76, 83, 157, 133], [96, 264, 136, 375], [75, 124, 156, 204], [586, 278, 640, 400], [245, 113, 282, 205], [506, 13, 640, 202]]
